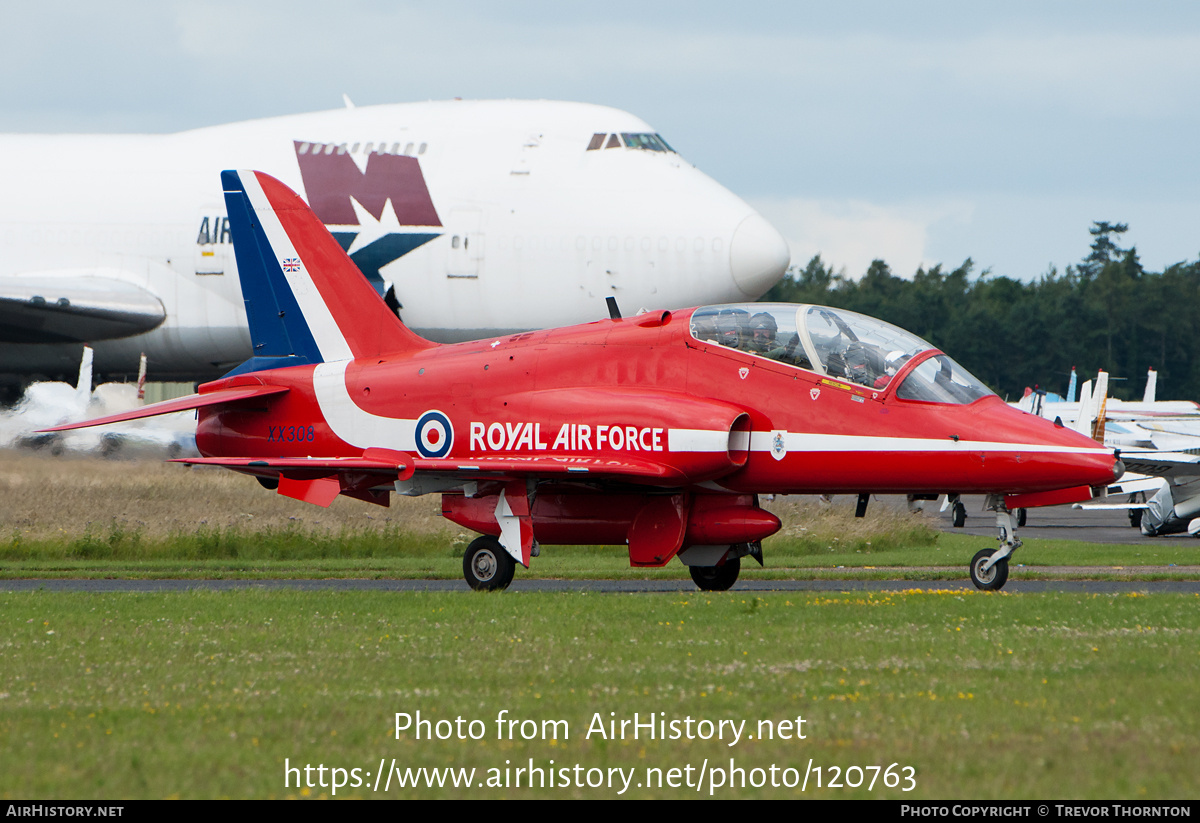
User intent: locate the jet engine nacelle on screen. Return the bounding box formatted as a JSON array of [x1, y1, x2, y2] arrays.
[[499, 387, 753, 483]]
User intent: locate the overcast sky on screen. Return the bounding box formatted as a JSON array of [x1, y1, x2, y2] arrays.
[[3, 1, 1198, 281]]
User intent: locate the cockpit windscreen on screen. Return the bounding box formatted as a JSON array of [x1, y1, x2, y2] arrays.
[[803, 306, 930, 389], [895, 354, 994, 404], [690, 305, 813, 370], [690, 303, 995, 403]]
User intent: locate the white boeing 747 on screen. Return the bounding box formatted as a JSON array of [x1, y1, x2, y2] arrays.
[[0, 99, 789, 383]]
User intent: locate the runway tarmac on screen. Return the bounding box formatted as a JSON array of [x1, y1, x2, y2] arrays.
[[912, 494, 1169, 546], [5, 578, 1199, 594]]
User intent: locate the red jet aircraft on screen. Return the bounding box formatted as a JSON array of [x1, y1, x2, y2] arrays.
[[48, 170, 1123, 591]]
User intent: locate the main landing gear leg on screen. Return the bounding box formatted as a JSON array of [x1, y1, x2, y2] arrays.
[[942, 493, 967, 527], [968, 494, 1020, 591]]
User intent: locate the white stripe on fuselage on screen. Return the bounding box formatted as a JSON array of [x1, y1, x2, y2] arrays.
[[313, 360, 416, 450], [310, 369, 1109, 460], [747, 431, 1110, 455], [667, 428, 732, 453], [239, 171, 354, 363]]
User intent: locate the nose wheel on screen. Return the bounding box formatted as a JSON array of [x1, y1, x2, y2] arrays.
[[969, 549, 1009, 590], [967, 495, 1021, 591]]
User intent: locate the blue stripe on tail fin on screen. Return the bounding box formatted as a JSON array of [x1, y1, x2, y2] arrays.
[[221, 169, 322, 374]]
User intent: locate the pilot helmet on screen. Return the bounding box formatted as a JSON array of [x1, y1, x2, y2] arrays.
[[716, 309, 749, 347], [748, 312, 778, 351], [885, 350, 908, 374]]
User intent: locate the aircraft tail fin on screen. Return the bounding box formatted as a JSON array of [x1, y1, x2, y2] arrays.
[[75, 345, 93, 408], [221, 169, 432, 372], [1092, 394, 1108, 443], [1073, 370, 1108, 439]]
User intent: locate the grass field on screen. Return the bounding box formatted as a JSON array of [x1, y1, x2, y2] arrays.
[[2, 588, 1198, 799], [3, 451, 1199, 582], [3, 452, 1200, 799]]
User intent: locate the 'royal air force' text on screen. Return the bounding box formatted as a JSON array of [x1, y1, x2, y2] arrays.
[[470, 423, 665, 453]]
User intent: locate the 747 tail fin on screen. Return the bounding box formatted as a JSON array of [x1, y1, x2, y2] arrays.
[[221, 169, 432, 373]]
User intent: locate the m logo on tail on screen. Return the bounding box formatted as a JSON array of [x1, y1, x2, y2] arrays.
[[294, 143, 443, 292]]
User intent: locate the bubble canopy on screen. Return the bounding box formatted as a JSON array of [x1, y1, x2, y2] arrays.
[[689, 303, 994, 405]]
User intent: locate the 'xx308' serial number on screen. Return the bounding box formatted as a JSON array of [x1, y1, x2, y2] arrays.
[[267, 424, 316, 443]]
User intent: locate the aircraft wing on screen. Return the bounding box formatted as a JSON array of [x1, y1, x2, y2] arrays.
[[1118, 451, 1200, 480], [172, 451, 702, 509], [0, 271, 166, 343], [410, 454, 694, 483]]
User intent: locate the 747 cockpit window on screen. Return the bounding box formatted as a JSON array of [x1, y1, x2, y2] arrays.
[[587, 133, 676, 152], [621, 133, 674, 152]]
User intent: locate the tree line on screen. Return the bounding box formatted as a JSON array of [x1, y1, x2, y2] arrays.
[[760, 223, 1200, 401]]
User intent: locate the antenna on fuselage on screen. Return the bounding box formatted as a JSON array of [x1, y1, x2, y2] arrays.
[[606, 296, 622, 320]]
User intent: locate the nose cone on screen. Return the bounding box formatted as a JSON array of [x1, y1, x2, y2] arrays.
[[730, 213, 790, 298], [975, 398, 1123, 491]]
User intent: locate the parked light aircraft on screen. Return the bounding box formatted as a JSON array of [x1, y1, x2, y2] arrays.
[[48, 171, 1123, 591], [1018, 368, 1200, 535], [1, 347, 195, 457], [0, 100, 789, 384]]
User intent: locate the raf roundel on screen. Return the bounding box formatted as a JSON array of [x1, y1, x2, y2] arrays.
[[415, 410, 454, 458]]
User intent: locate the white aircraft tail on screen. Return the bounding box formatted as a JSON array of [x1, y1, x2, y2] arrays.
[[136, 352, 147, 403], [1143, 368, 1158, 403], [75, 346, 93, 408], [1072, 371, 1108, 440]]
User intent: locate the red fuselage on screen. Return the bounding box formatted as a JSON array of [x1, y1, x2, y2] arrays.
[[195, 306, 1119, 504]]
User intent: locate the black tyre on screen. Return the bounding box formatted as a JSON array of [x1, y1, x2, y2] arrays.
[[952, 501, 967, 528], [969, 549, 1009, 591], [462, 536, 515, 591], [1129, 507, 1143, 529], [689, 556, 740, 591], [1016, 508, 1027, 528]]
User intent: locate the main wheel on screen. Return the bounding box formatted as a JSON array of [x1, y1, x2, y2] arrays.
[[969, 549, 1009, 591], [1016, 508, 1027, 528], [462, 536, 515, 591], [952, 501, 967, 528], [689, 557, 740, 591], [1129, 507, 1143, 529]]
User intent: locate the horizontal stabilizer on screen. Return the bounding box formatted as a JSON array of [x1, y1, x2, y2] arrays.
[[176, 450, 416, 509], [175, 451, 414, 479], [38, 385, 289, 432], [0, 271, 165, 343]]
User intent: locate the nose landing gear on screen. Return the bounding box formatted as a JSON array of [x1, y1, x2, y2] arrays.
[[968, 495, 1021, 591]]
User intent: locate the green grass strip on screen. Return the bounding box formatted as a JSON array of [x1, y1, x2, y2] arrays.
[[2, 589, 1197, 799]]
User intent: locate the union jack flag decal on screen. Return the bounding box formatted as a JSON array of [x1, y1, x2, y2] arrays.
[[282, 257, 302, 273]]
